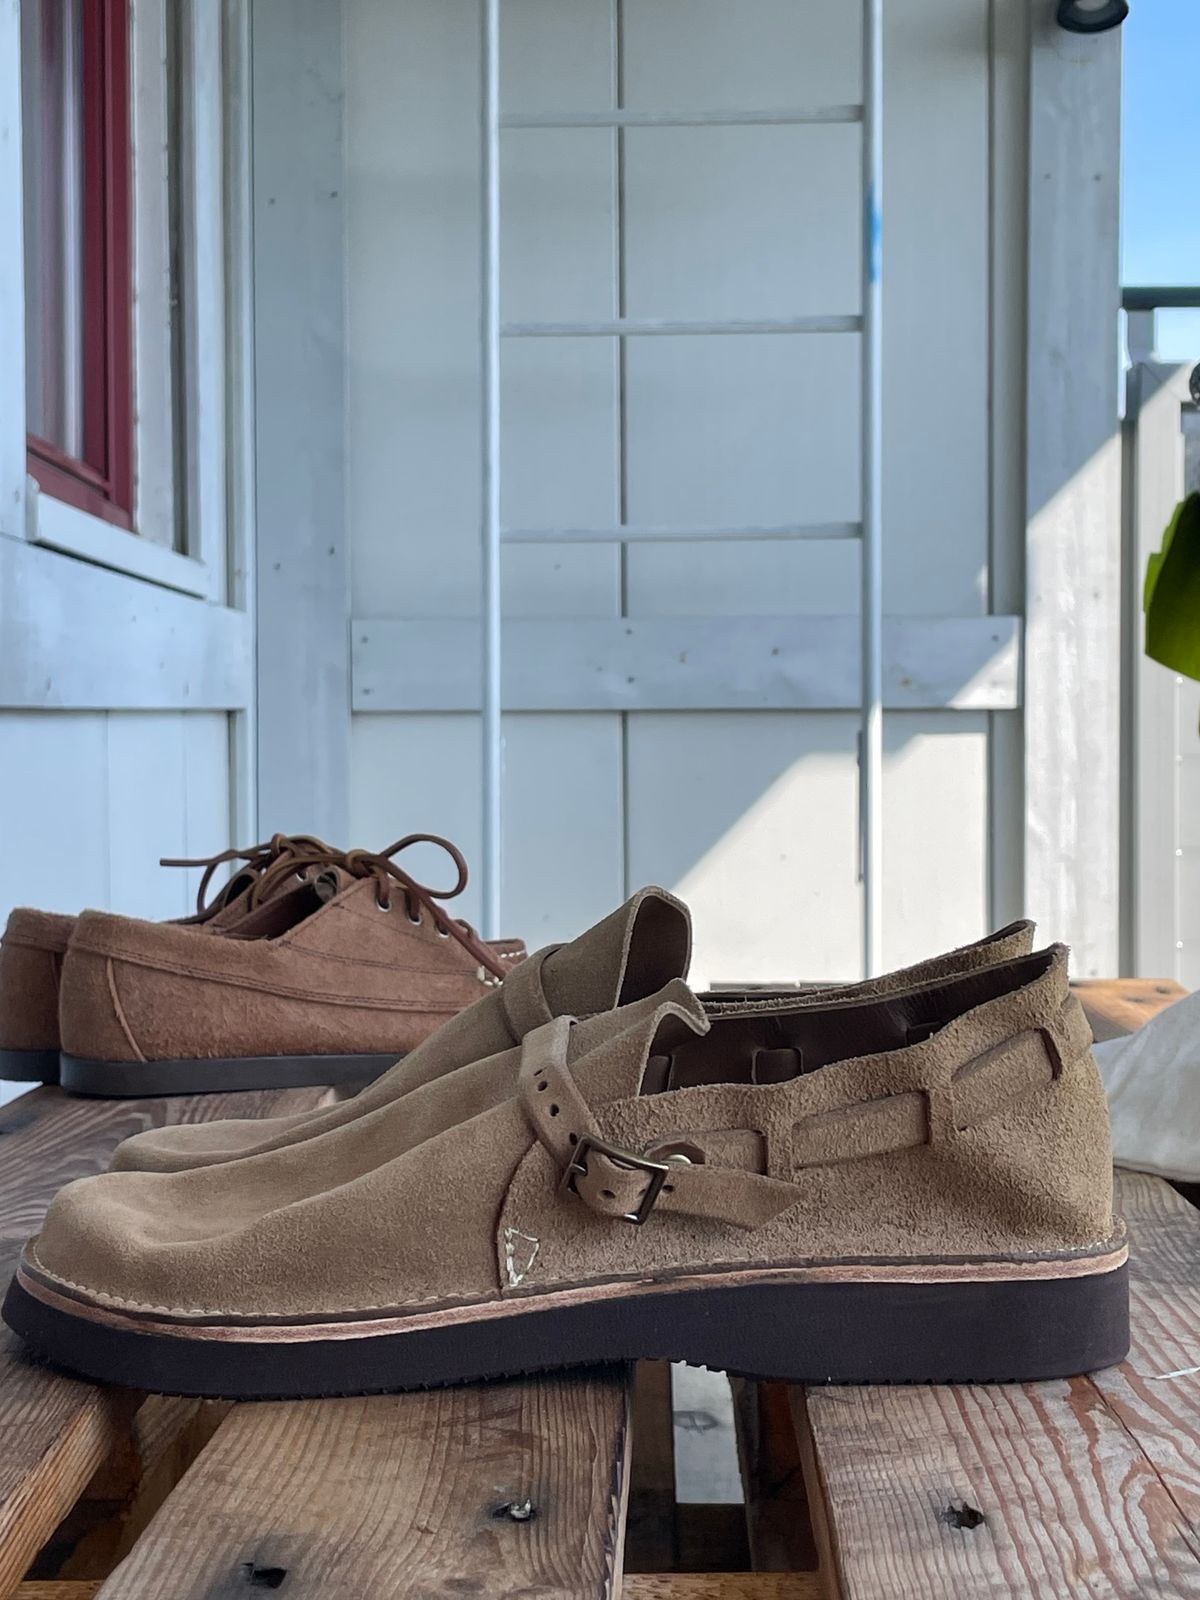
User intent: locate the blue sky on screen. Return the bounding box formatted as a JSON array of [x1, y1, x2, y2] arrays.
[[1122, 0, 1200, 356]]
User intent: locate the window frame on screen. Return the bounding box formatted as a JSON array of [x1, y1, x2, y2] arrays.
[[24, 0, 135, 529]]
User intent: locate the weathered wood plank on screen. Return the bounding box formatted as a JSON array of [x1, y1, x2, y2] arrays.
[[48, 1399, 232, 1581], [793, 1171, 1196, 1593], [730, 1380, 819, 1574], [1073, 978, 1187, 1043], [623, 1576, 825, 1599], [794, 975, 1199, 1598], [626, 1360, 680, 1572], [94, 1374, 635, 1599], [0, 1086, 330, 1600], [795, 1171, 1200, 1599], [1088, 1171, 1200, 1533], [15, 1585, 103, 1600]]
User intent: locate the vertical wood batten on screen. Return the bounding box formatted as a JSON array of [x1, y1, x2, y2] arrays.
[[987, 0, 1030, 932], [859, 0, 883, 977], [252, 0, 350, 841], [479, 0, 502, 937], [0, 0, 28, 543], [1023, 8, 1122, 972]]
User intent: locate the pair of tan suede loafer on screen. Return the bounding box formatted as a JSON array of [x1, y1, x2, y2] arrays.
[[0, 833, 525, 1096], [4, 888, 1129, 1398]]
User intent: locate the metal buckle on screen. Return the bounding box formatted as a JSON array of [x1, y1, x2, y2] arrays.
[[559, 1134, 672, 1226]]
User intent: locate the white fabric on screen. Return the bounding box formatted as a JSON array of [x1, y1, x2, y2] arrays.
[[1093, 990, 1200, 1182]]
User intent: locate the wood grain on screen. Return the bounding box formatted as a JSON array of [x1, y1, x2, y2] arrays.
[[15, 1585, 103, 1600], [626, 1360, 680, 1572], [623, 1575, 825, 1600], [1073, 978, 1187, 1043], [731, 1380, 818, 1574], [795, 1178, 1200, 1599], [793, 982, 1200, 1598], [0, 1085, 330, 1600], [93, 1371, 635, 1598]]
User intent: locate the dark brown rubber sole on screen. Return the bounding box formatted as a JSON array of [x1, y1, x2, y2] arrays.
[[0, 1047, 60, 1085], [58, 1051, 402, 1098], [2, 1262, 1130, 1399]]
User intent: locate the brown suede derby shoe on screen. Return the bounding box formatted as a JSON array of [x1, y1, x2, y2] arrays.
[[0, 834, 290, 1086], [4, 925, 1125, 1398], [0, 909, 76, 1084], [55, 835, 524, 1097]]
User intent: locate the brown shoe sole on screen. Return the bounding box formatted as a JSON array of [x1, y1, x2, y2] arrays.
[[0, 1047, 60, 1085], [58, 1051, 402, 1098], [4, 1245, 1129, 1398]]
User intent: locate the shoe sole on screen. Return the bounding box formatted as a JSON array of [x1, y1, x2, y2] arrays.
[[58, 1051, 402, 1098], [4, 1246, 1129, 1398], [0, 1046, 60, 1085]]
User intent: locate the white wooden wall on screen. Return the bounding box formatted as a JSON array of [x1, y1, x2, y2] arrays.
[[0, 0, 249, 1097], [343, 0, 1025, 982], [1125, 362, 1200, 990], [0, 713, 232, 925]]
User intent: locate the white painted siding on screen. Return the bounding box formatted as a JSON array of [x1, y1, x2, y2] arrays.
[[0, 710, 231, 1099], [0, 711, 231, 923], [344, 0, 1024, 976]]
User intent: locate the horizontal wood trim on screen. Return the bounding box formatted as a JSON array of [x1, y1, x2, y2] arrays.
[[0, 534, 251, 710], [353, 616, 1021, 714], [28, 485, 214, 598]]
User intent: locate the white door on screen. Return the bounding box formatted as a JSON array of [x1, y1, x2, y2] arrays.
[[343, 0, 1022, 981]]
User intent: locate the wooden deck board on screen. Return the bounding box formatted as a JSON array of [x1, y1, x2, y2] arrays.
[[795, 1172, 1200, 1600], [92, 1374, 635, 1599], [1073, 978, 1188, 1043], [0, 1086, 331, 1600], [794, 976, 1199, 1599]]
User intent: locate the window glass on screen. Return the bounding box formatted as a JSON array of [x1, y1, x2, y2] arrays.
[[21, 0, 87, 457]]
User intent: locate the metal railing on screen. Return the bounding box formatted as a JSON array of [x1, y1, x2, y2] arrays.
[[1123, 287, 1200, 375]]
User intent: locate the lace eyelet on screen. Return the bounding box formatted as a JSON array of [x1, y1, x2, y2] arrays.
[[407, 907, 422, 926], [375, 896, 391, 912], [436, 923, 450, 938]]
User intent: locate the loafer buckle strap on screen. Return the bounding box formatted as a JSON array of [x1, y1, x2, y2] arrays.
[[560, 1135, 674, 1227], [517, 1018, 800, 1231]]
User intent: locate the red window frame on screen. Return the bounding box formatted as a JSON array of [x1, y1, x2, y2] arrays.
[[26, 0, 134, 529]]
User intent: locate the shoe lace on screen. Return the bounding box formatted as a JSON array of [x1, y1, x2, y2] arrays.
[[161, 834, 333, 918], [162, 832, 508, 980]]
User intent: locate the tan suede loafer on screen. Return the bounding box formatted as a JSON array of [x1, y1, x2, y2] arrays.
[[109, 886, 695, 1171], [0, 835, 296, 1086], [107, 904, 1033, 1175], [55, 836, 524, 1097], [4, 939, 1126, 1395]]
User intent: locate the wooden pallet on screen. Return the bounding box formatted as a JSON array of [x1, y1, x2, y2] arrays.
[[0, 980, 1194, 1599]]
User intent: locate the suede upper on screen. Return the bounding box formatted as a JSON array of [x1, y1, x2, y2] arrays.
[[0, 909, 75, 1054], [110, 887, 693, 1171], [26, 942, 1116, 1324], [58, 871, 524, 1066], [110, 908, 1034, 1175]]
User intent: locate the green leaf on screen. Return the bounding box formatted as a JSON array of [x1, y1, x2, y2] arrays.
[[1144, 492, 1200, 681]]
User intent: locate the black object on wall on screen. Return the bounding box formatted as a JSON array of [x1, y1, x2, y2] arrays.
[[1056, 0, 1129, 32]]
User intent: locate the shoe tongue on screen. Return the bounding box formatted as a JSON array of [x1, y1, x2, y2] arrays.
[[540, 887, 692, 1017]]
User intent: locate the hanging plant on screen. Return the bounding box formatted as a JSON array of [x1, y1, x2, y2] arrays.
[[1144, 492, 1200, 682]]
